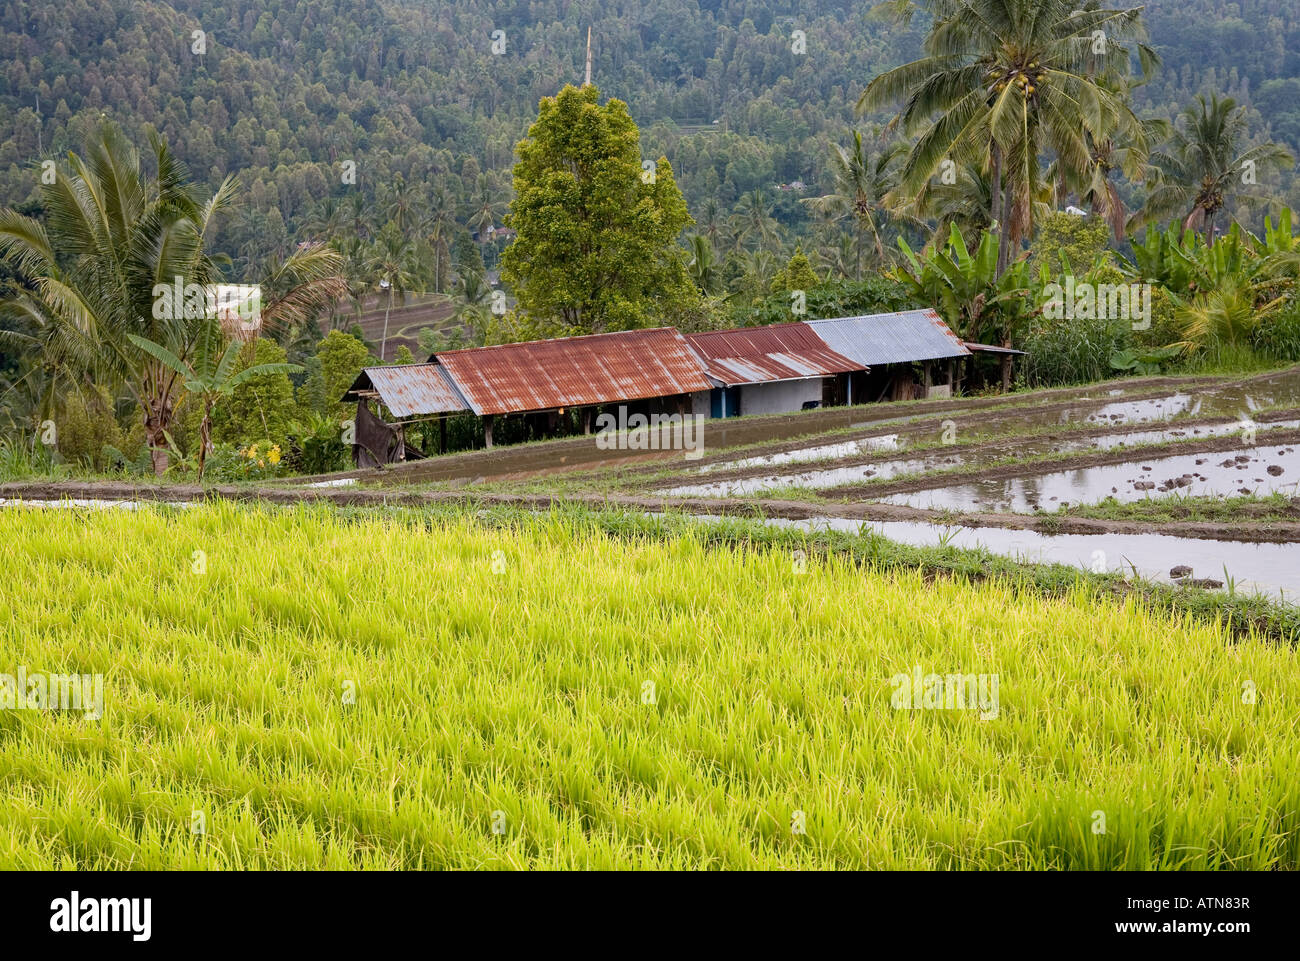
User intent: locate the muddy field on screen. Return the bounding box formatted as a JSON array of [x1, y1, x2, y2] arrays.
[[5, 366, 1300, 598]]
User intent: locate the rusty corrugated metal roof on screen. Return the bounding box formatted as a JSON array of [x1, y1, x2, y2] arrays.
[[432, 328, 712, 416], [804, 309, 971, 366], [342, 364, 469, 418], [685, 323, 864, 387]]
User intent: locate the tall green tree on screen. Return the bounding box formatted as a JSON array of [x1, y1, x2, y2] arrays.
[[499, 84, 696, 335], [423, 186, 458, 293], [367, 225, 417, 360]]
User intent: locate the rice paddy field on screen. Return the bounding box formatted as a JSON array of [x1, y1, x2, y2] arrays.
[[1, 500, 1297, 869]]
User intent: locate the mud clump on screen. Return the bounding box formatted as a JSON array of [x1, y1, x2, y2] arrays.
[[1170, 565, 1193, 579]]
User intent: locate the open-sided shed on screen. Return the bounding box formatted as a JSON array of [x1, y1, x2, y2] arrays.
[[341, 363, 469, 465], [804, 309, 971, 401]]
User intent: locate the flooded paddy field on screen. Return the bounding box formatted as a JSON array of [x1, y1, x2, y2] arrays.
[[718, 515, 1300, 600], [877, 442, 1300, 513]]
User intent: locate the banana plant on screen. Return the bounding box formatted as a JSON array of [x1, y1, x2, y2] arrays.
[[128, 322, 302, 481], [896, 224, 1031, 342]]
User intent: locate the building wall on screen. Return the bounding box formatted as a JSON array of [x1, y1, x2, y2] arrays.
[[689, 391, 711, 417], [738, 378, 824, 416]]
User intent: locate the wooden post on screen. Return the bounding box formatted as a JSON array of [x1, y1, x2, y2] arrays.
[[582, 408, 592, 435], [483, 415, 494, 449], [440, 415, 447, 454]]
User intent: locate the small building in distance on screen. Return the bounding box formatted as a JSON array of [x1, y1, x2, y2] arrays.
[[685, 322, 865, 418]]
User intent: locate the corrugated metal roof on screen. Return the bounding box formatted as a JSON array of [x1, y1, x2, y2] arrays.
[[342, 364, 469, 418], [685, 323, 865, 386], [804, 309, 971, 366], [433, 327, 713, 416]]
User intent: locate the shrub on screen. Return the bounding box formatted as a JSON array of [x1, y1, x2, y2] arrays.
[[1019, 313, 1132, 387], [211, 338, 299, 449], [55, 385, 123, 470], [201, 441, 284, 483], [1252, 294, 1300, 362], [311, 329, 372, 420]]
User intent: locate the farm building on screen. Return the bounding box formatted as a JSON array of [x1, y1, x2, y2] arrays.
[[338, 308, 989, 463], [434, 327, 713, 445], [685, 322, 865, 417], [803, 309, 972, 402], [341, 363, 468, 466]]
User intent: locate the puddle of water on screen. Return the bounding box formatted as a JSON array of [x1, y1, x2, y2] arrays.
[[684, 514, 1298, 600], [698, 434, 904, 475], [0, 498, 193, 510], [992, 371, 1300, 434], [666, 454, 961, 497], [1086, 420, 1298, 450], [307, 478, 358, 487], [883, 444, 1300, 512]]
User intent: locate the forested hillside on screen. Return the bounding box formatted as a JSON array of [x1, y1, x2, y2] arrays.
[[3, 0, 1299, 276]]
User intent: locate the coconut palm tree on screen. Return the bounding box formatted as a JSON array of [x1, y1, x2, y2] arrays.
[[731, 188, 782, 253], [685, 234, 721, 294], [0, 123, 235, 474], [345, 192, 372, 241], [1138, 93, 1294, 242], [696, 198, 726, 252], [801, 131, 915, 278], [256, 243, 349, 337], [332, 234, 372, 329], [1049, 77, 1170, 241], [909, 160, 995, 245], [466, 174, 505, 242], [861, 0, 1156, 275], [367, 226, 417, 361], [302, 196, 344, 243], [423, 186, 458, 293], [383, 174, 421, 239]]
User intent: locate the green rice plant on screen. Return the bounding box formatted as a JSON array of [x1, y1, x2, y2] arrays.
[[0, 501, 1297, 869]]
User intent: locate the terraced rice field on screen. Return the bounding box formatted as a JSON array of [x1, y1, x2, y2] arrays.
[[2, 502, 1297, 869]]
